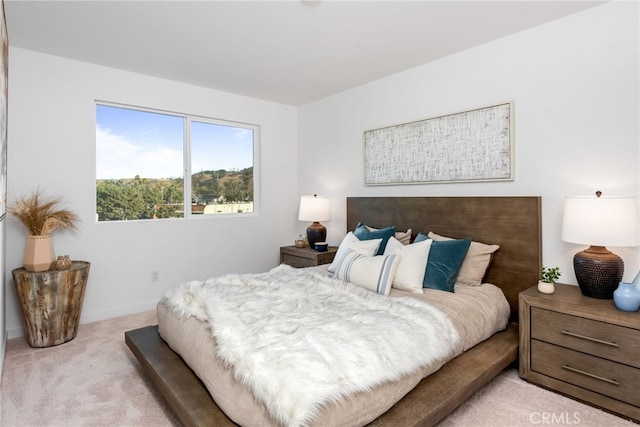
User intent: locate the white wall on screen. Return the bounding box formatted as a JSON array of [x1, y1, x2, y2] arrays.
[[4, 48, 299, 338], [3, 1, 639, 344], [298, 1, 640, 286]]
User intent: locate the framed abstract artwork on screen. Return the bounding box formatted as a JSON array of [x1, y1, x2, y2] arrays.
[[364, 102, 513, 185]]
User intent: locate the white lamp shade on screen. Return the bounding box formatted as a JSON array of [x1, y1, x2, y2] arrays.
[[298, 195, 331, 222], [561, 195, 639, 247]]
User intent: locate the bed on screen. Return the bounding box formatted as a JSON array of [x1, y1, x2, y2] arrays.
[[126, 196, 542, 427]]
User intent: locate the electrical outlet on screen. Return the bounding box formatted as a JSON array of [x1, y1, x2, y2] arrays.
[[151, 270, 160, 282]]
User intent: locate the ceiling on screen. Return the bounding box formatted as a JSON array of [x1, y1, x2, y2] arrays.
[[4, 1, 603, 106]]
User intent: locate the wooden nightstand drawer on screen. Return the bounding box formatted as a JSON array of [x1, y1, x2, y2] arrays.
[[280, 246, 337, 268], [282, 253, 316, 268], [520, 284, 640, 421], [531, 307, 640, 368], [531, 340, 640, 407]]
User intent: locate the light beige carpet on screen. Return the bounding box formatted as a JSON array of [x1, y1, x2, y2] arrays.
[[0, 310, 635, 427]]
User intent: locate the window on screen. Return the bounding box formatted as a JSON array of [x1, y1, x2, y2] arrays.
[[96, 103, 257, 221]]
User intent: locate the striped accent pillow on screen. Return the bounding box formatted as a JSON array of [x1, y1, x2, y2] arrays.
[[332, 248, 399, 295], [328, 232, 382, 274]]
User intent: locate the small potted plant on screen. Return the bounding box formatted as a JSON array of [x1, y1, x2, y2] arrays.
[[538, 266, 561, 294]]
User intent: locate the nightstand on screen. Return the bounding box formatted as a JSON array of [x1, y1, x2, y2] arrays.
[[519, 283, 640, 422], [12, 261, 91, 347], [280, 245, 337, 268]]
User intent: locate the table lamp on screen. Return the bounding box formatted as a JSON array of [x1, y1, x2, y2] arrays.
[[561, 191, 639, 299], [298, 194, 330, 249]]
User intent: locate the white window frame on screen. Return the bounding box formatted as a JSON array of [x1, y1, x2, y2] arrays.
[[95, 101, 260, 221]]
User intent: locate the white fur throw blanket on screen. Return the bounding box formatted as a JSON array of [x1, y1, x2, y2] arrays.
[[162, 264, 460, 427]]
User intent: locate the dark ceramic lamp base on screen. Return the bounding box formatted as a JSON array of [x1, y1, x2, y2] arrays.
[[306, 222, 327, 250], [574, 245, 624, 299]]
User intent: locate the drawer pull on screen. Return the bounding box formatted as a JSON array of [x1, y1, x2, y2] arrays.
[[560, 330, 619, 347], [562, 365, 619, 386]]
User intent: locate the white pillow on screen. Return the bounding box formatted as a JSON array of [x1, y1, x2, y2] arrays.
[[332, 248, 399, 295], [328, 232, 382, 273], [384, 237, 432, 293]]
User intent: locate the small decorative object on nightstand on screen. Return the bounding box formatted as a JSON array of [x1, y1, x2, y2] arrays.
[[280, 245, 337, 268], [538, 266, 561, 294], [8, 190, 80, 272], [613, 282, 640, 312], [294, 234, 306, 248], [315, 242, 328, 252], [56, 254, 72, 270], [519, 283, 640, 422]]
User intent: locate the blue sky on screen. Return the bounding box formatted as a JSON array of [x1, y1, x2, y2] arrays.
[[96, 104, 254, 180]]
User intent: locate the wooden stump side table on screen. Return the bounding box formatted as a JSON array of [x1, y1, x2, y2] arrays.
[[12, 261, 90, 347]]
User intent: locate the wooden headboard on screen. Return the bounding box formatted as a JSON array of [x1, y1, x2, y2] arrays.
[[346, 196, 542, 322]]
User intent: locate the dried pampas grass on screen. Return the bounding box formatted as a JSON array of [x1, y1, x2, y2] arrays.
[[8, 190, 80, 236]]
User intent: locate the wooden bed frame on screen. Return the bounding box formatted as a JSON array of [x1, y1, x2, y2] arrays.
[[126, 196, 542, 427]]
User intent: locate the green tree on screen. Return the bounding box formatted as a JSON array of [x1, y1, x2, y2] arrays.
[[96, 180, 146, 221]]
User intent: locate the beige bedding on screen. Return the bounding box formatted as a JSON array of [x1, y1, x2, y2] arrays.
[[157, 265, 509, 427]]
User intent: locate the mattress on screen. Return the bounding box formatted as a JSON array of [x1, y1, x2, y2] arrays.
[[157, 265, 510, 427]]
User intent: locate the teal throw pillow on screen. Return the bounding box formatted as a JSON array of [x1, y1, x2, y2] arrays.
[[354, 222, 396, 255], [415, 232, 471, 292]]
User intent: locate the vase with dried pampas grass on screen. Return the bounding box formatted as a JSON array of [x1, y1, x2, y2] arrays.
[[9, 190, 80, 272]]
